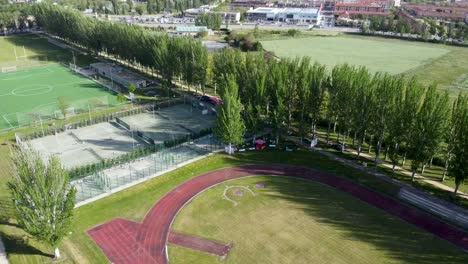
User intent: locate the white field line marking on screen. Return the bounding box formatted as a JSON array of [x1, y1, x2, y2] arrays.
[[2, 114, 13, 129]]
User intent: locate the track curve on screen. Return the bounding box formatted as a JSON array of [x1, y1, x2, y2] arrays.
[[89, 164, 468, 264]]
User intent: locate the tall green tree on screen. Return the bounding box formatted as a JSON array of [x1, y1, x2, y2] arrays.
[[8, 149, 76, 259], [448, 94, 468, 193], [407, 85, 451, 180], [369, 73, 399, 166], [307, 62, 327, 141], [213, 76, 245, 154]]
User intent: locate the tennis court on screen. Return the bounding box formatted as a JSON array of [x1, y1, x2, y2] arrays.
[[29, 121, 147, 169], [0, 63, 120, 131], [119, 104, 216, 144]]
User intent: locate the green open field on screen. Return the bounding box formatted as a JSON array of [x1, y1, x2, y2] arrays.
[[0, 34, 94, 68], [0, 64, 120, 131], [261, 35, 468, 95], [0, 150, 466, 263], [170, 176, 467, 264]]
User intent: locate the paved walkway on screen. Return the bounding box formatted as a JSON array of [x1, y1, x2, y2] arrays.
[[313, 136, 468, 199], [0, 235, 8, 264]]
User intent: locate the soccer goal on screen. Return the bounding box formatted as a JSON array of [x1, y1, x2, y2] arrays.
[[54, 108, 76, 120], [1, 66, 17, 73]]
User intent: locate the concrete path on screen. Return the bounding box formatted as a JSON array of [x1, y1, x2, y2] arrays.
[[0, 235, 8, 264], [315, 136, 468, 199], [287, 135, 467, 200]]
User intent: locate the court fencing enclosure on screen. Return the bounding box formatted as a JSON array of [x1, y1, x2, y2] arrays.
[[73, 135, 222, 204], [17, 101, 222, 205]]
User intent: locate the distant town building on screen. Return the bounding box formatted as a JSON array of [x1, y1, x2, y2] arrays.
[[403, 4, 468, 22], [334, 2, 390, 17], [231, 0, 273, 8], [246, 7, 322, 24], [184, 5, 241, 23]]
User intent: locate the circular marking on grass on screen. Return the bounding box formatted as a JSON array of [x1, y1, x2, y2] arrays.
[[223, 185, 256, 206], [12, 85, 53, 97]]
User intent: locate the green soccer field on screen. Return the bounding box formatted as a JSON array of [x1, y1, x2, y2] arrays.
[[261, 36, 450, 75], [0, 64, 120, 131]]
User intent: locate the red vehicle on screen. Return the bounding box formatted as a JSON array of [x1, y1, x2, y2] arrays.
[[255, 139, 266, 150]]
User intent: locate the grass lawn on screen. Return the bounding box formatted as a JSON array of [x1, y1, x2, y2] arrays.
[[260, 36, 449, 75], [0, 150, 466, 263], [170, 176, 468, 264], [261, 34, 468, 96]]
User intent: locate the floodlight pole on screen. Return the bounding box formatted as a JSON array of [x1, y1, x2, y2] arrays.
[[88, 103, 92, 122], [39, 116, 45, 137], [131, 130, 135, 150]]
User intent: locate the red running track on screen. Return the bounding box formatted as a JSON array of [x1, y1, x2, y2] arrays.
[[89, 164, 468, 264]]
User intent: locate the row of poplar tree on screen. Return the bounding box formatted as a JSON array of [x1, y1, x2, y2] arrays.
[[32, 3, 209, 91], [213, 49, 467, 193], [33, 4, 466, 192]]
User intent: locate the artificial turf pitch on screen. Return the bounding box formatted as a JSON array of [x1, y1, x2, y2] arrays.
[[0, 64, 119, 131]]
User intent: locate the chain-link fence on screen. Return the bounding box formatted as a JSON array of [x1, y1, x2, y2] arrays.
[[72, 135, 223, 204]]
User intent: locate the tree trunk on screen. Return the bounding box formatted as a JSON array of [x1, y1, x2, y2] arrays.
[[384, 146, 390, 161], [442, 158, 449, 182], [429, 156, 433, 168], [368, 135, 373, 154], [392, 142, 400, 173], [402, 152, 407, 166], [326, 120, 332, 144], [421, 163, 426, 174], [54, 248, 60, 259], [352, 131, 357, 147], [341, 132, 346, 153]]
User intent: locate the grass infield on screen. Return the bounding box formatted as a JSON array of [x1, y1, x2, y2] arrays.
[[1, 151, 467, 263], [170, 176, 468, 264], [0, 64, 119, 131]]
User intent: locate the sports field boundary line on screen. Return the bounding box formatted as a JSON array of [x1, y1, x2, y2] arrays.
[[1, 115, 13, 130]]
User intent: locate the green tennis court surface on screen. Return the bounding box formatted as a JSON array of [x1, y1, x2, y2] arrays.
[[0, 63, 120, 131]]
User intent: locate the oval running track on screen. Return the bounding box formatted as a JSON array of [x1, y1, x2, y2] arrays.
[[88, 164, 468, 264]]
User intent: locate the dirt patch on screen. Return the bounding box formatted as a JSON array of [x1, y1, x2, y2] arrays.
[[255, 182, 266, 188], [232, 189, 244, 196], [168, 231, 232, 257]]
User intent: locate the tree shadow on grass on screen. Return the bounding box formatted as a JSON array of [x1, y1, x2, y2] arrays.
[[0, 196, 17, 227], [260, 176, 468, 264], [216, 151, 468, 263], [0, 231, 54, 259]]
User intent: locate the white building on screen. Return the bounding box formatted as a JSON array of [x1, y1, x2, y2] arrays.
[[247, 7, 322, 24], [174, 26, 213, 36], [90, 63, 147, 88]]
